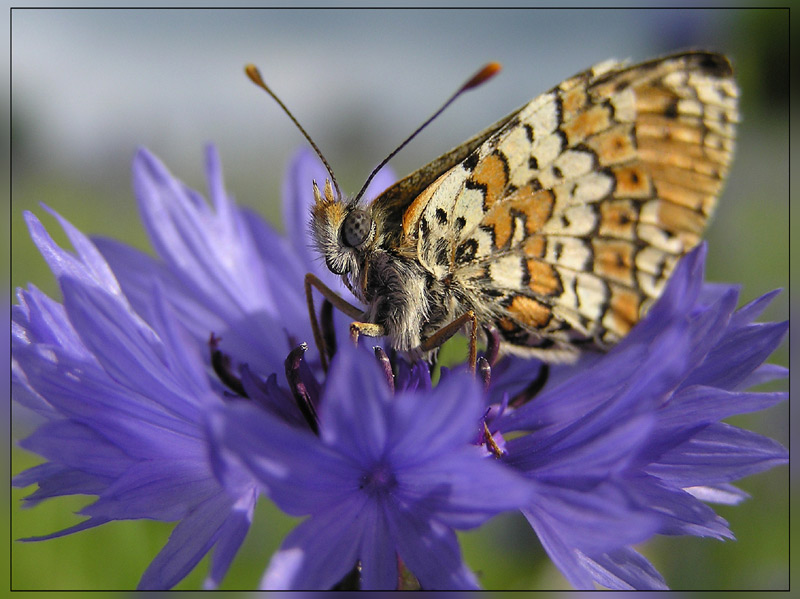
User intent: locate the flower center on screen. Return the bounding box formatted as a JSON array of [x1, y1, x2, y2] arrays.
[[360, 461, 397, 497]]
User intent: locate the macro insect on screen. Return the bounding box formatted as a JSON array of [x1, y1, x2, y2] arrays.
[[246, 51, 738, 371]]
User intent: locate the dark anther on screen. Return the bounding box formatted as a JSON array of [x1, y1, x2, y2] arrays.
[[509, 363, 550, 408], [209, 333, 248, 398], [321, 299, 337, 362], [477, 356, 491, 391], [285, 343, 320, 435], [483, 325, 500, 366], [374, 346, 395, 393]]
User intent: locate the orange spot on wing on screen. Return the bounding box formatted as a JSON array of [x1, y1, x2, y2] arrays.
[[401, 172, 448, 236], [613, 164, 652, 198], [561, 85, 587, 122], [592, 239, 635, 286], [585, 125, 637, 165], [508, 295, 551, 328], [527, 259, 562, 296], [507, 187, 554, 234], [598, 199, 637, 239], [482, 204, 514, 248], [471, 152, 508, 209], [523, 234, 547, 258], [606, 284, 642, 335], [561, 104, 612, 145]]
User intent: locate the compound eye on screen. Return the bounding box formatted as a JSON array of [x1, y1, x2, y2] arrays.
[[342, 209, 372, 248]]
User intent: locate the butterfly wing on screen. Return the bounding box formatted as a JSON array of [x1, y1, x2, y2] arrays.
[[398, 52, 738, 359]]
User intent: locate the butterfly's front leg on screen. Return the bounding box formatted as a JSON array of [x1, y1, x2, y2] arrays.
[[419, 310, 479, 373], [349, 321, 385, 347], [304, 273, 364, 372]]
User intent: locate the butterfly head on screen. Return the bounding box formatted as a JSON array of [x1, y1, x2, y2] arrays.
[[310, 179, 376, 276]]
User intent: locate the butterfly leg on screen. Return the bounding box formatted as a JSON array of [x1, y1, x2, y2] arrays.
[[419, 310, 478, 373], [305, 273, 364, 372], [349, 321, 385, 346]]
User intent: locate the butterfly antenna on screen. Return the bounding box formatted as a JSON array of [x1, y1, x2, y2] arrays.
[[353, 61, 502, 203], [245, 64, 341, 198]]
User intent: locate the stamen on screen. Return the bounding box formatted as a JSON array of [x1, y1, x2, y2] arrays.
[[477, 356, 491, 391], [509, 363, 550, 408], [209, 333, 248, 397], [373, 346, 395, 393], [483, 325, 500, 366], [321, 299, 337, 362], [284, 343, 320, 435]]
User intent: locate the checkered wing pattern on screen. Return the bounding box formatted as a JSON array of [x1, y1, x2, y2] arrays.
[[400, 52, 738, 358]]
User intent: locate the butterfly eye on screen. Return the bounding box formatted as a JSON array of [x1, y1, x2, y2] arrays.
[[341, 209, 372, 248]]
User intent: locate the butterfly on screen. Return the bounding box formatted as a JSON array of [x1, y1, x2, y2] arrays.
[[248, 51, 738, 370]]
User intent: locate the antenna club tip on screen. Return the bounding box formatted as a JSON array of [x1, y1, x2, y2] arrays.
[[463, 61, 502, 91], [245, 64, 264, 86]]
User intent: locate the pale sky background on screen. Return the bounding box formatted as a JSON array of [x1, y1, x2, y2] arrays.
[[10, 7, 788, 313]]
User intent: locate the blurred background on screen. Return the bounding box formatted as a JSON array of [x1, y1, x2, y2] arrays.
[[9, 6, 789, 591]]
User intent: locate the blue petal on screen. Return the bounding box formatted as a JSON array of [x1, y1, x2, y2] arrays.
[[19, 419, 132, 478], [261, 498, 365, 589], [728, 288, 782, 329], [524, 481, 660, 555], [646, 422, 788, 487], [626, 474, 733, 539], [80, 459, 218, 521], [622, 243, 706, 347], [214, 401, 360, 515], [683, 321, 788, 390], [24, 210, 123, 297], [13, 463, 110, 505], [358, 503, 398, 590], [736, 363, 788, 390], [658, 385, 787, 431], [19, 515, 111, 542], [14, 342, 203, 452], [60, 276, 206, 425], [137, 491, 243, 590], [507, 413, 654, 482], [522, 507, 596, 589], [204, 487, 257, 589], [389, 509, 480, 589], [396, 448, 532, 529], [387, 371, 484, 464], [681, 286, 738, 372], [14, 285, 86, 358], [319, 345, 392, 464], [93, 237, 232, 349], [578, 547, 668, 590]]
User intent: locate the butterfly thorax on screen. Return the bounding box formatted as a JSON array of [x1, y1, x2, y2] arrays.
[[310, 179, 462, 352]]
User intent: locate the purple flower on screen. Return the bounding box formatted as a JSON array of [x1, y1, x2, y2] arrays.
[[489, 244, 788, 589], [12, 209, 257, 589], [12, 147, 393, 589], [211, 343, 533, 590], [13, 145, 787, 591]]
